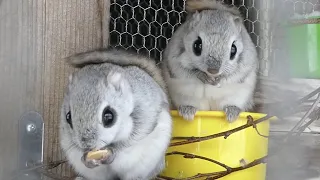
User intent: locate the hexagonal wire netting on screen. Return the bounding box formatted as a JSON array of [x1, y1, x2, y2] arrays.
[[108, 0, 320, 76], [109, 0, 189, 61]]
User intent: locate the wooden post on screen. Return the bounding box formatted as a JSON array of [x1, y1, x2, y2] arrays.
[[0, 0, 111, 178]]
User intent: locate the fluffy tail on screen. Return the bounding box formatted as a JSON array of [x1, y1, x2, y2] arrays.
[[185, 0, 241, 16], [65, 48, 168, 94]]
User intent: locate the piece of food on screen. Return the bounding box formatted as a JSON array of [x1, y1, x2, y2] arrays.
[[86, 149, 111, 160]]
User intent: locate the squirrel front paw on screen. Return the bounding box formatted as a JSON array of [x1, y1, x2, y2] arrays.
[[196, 71, 220, 86], [223, 105, 241, 123], [81, 150, 115, 169], [178, 105, 197, 121], [81, 154, 101, 168]]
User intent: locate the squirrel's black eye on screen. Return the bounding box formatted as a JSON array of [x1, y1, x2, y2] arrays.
[[230, 42, 237, 60], [66, 111, 73, 129], [193, 36, 202, 56], [102, 107, 116, 128]]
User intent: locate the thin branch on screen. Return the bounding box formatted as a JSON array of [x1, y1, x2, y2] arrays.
[[158, 152, 267, 180], [36, 168, 76, 180], [298, 86, 320, 103], [297, 108, 320, 134], [165, 152, 232, 171], [170, 115, 273, 146], [265, 86, 320, 116], [285, 93, 320, 140], [25, 160, 67, 172], [207, 156, 267, 180], [181, 171, 227, 180], [9, 160, 68, 180], [155, 175, 174, 180], [247, 115, 269, 138]]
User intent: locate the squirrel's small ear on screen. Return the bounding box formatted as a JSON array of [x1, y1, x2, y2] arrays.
[[234, 16, 242, 23], [188, 11, 201, 28], [107, 71, 125, 92], [66, 74, 73, 94], [233, 16, 243, 32], [192, 11, 201, 21]]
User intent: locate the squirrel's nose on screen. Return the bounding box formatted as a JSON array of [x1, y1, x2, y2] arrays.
[[206, 60, 221, 73], [81, 137, 90, 142], [80, 139, 96, 151]]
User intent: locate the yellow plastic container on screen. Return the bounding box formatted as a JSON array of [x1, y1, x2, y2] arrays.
[[161, 111, 274, 180]]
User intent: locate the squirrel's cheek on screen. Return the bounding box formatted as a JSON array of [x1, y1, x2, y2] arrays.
[[98, 125, 119, 144]]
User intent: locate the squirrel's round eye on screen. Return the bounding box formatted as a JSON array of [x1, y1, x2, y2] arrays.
[[66, 111, 73, 129], [102, 107, 116, 128], [193, 36, 202, 56], [230, 42, 237, 60]]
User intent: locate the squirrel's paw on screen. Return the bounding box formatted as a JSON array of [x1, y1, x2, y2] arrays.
[[223, 105, 241, 123], [81, 151, 115, 168], [81, 155, 101, 169], [100, 152, 116, 165], [178, 105, 197, 121], [196, 71, 220, 86]]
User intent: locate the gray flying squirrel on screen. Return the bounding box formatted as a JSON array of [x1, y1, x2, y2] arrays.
[[59, 48, 172, 180], [161, 0, 259, 122]]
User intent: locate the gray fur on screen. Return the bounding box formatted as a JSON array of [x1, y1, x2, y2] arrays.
[[65, 47, 168, 96], [161, 0, 258, 122], [59, 49, 172, 180]]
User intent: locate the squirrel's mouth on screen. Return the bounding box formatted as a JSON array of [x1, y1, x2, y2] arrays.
[[207, 68, 219, 75], [205, 69, 222, 78]]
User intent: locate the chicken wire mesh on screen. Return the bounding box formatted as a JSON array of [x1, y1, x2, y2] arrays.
[[282, 0, 320, 15]]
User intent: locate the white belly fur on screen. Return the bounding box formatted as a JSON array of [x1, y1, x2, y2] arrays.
[[167, 78, 250, 110]]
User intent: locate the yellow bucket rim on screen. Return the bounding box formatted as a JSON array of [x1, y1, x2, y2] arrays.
[[170, 110, 277, 121]]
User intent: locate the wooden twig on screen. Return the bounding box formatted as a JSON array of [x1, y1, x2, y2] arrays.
[[24, 160, 67, 173], [36, 168, 76, 180], [155, 176, 173, 180], [297, 107, 320, 134], [9, 160, 68, 180], [206, 156, 267, 180], [296, 86, 320, 105], [247, 115, 269, 138], [158, 151, 267, 180], [170, 114, 273, 146], [265, 86, 320, 117], [165, 152, 232, 171], [285, 93, 320, 140]]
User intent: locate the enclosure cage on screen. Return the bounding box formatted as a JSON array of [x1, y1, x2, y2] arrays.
[[1, 0, 320, 180]]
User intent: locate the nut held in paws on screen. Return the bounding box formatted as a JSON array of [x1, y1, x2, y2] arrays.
[[86, 149, 111, 161]]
